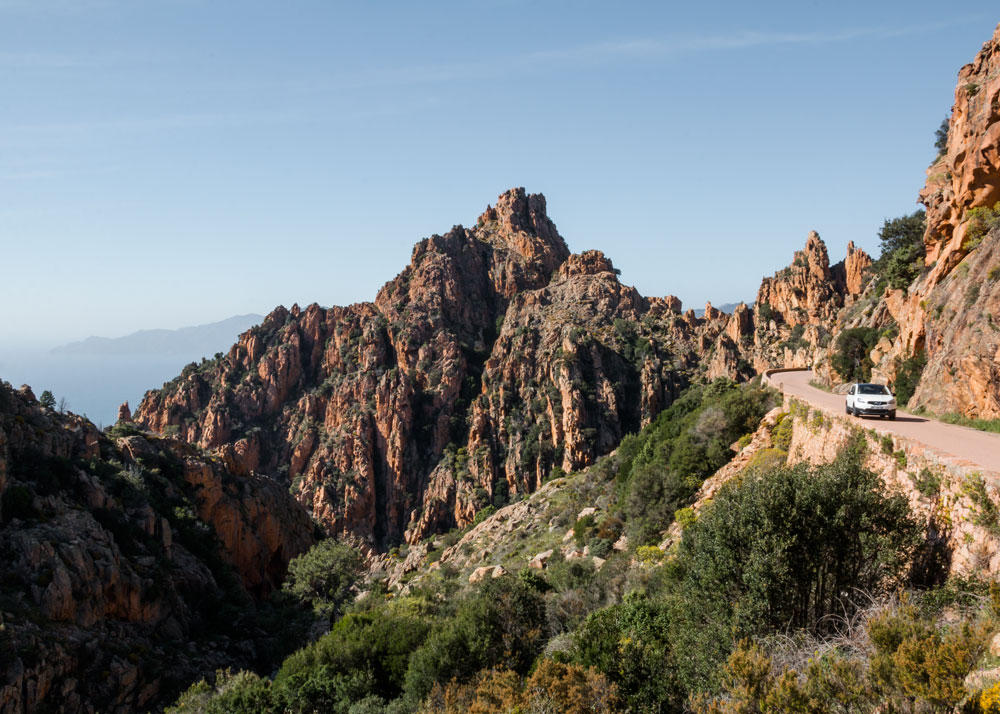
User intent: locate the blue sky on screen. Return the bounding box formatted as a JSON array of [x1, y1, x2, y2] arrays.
[[1, 1, 995, 347]]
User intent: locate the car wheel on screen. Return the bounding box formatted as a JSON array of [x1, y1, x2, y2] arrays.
[[889, 411, 896, 421]]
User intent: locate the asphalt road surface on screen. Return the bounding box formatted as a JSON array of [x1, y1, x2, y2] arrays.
[[768, 369, 1000, 475]]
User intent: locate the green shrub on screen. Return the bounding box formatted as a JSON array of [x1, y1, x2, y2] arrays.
[[669, 443, 920, 693], [272, 608, 430, 710], [771, 412, 793, 451], [893, 351, 926, 407], [617, 380, 776, 545], [963, 202, 1000, 251], [403, 575, 547, 703], [692, 596, 994, 714], [572, 593, 679, 713], [778, 324, 808, 352], [869, 602, 992, 709], [912, 468, 942, 498], [746, 447, 787, 472], [573, 514, 596, 546], [872, 211, 926, 292], [756, 302, 778, 326], [963, 475, 1000, 536], [589, 538, 613, 558], [674, 507, 696, 530], [472, 505, 496, 525], [167, 670, 275, 714], [283, 540, 362, 619], [831, 327, 879, 382]]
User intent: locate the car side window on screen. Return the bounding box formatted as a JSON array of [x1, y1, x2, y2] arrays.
[[849, 386, 855, 395]]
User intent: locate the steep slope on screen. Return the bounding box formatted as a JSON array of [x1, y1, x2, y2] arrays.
[[0, 381, 315, 714], [134, 189, 729, 548], [862, 23, 1000, 417]]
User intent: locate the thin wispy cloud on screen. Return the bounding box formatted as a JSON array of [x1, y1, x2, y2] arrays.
[[302, 15, 986, 92], [0, 95, 442, 141]]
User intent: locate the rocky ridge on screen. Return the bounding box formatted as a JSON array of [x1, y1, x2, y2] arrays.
[[133, 189, 731, 549], [703, 231, 872, 382], [0, 381, 315, 714]]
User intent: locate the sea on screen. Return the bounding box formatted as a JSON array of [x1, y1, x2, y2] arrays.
[[0, 349, 197, 428]]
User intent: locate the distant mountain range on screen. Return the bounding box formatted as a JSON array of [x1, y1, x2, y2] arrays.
[[692, 302, 747, 318], [51, 314, 264, 357]]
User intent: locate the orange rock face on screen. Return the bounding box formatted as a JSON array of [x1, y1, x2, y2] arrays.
[[0, 379, 315, 714], [921, 24, 1000, 277], [134, 189, 728, 547], [700, 232, 871, 382], [843, 23, 1000, 417], [756, 231, 845, 328]]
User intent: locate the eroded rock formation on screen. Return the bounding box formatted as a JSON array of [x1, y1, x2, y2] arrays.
[[134, 189, 729, 547], [0, 381, 314, 714]]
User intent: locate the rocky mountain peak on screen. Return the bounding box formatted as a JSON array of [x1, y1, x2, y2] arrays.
[[802, 230, 832, 282], [553, 250, 618, 280], [755, 232, 841, 327], [475, 187, 569, 273], [920, 22, 1000, 281]]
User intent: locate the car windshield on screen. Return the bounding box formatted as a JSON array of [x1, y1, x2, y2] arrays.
[[858, 384, 890, 395]]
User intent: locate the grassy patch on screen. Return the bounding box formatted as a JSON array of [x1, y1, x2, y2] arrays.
[[939, 413, 1000, 434]]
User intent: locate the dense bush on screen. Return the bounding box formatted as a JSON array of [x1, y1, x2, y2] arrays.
[[830, 327, 879, 382], [166, 670, 275, 714], [615, 379, 776, 544], [419, 659, 621, 714], [403, 575, 547, 704], [283, 540, 363, 618], [572, 592, 679, 713], [667, 443, 919, 694], [892, 350, 926, 406], [692, 590, 996, 714], [272, 608, 431, 711], [756, 301, 779, 326], [872, 211, 926, 293], [963, 202, 1000, 251]]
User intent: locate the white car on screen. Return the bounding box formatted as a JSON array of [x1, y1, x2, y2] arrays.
[[845, 383, 896, 420]]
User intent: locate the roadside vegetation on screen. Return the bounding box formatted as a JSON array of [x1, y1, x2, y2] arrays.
[[909, 405, 1000, 435], [871, 211, 926, 295], [166, 379, 1000, 714]]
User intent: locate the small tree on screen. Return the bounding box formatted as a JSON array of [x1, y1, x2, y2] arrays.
[[283, 540, 362, 619], [38, 390, 56, 409], [874, 211, 926, 292], [893, 351, 927, 406], [831, 327, 879, 382], [934, 116, 950, 154]]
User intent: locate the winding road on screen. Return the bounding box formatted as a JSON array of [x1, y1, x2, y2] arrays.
[[765, 369, 1000, 475]]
